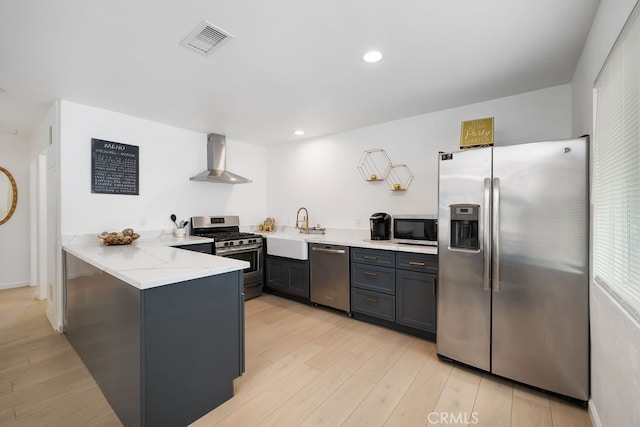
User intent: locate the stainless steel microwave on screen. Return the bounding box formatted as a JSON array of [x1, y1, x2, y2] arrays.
[[392, 215, 438, 246]]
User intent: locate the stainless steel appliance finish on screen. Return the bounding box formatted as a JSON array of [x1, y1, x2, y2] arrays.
[[392, 214, 438, 246], [190, 133, 252, 184], [190, 215, 264, 300], [309, 243, 351, 313], [437, 137, 589, 402]]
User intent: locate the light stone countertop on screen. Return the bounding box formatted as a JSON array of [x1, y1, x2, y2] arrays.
[[62, 231, 249, 290], [258, 229, 438, 255]]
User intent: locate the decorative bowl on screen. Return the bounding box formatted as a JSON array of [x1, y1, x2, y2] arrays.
[[98, 228, 141, 245]]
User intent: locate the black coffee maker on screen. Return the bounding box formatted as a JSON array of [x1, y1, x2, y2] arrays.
[[370, 212, 391, 240]]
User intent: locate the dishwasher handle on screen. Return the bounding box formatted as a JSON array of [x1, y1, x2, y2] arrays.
[[312, 246, 346, 255]]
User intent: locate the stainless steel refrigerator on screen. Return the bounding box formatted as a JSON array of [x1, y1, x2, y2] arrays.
[[437, 137, 589, 402]]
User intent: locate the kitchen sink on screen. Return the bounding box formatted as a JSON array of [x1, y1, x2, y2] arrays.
[[266, 235, 310, 260]]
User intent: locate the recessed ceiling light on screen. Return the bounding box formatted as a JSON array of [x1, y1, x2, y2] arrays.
[[293, 129, 305, 136], [363, 50, 383, 63]]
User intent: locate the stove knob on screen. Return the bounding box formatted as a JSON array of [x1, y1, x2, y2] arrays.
[[224, 242, 229, 247], [239, 240, 244, 245], [229, 241, 234, 246]]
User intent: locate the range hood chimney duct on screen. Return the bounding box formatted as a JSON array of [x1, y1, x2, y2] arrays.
[[190, 133, 251, 184]]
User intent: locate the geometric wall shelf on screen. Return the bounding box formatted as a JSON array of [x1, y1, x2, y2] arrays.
[[357, 149, 392, 181], [385, 164, 414, 191]]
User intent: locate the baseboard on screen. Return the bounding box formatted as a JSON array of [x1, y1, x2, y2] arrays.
[[0, 281, 30, 290], [588, 400, 602, 427]]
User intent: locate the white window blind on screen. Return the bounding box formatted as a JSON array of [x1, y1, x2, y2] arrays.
[[593, 1, 640, 322]]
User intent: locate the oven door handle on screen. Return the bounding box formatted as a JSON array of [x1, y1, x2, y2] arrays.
[[215, 244, 263, 256]]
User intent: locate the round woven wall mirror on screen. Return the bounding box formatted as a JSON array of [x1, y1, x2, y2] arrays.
[[0, 166, 18, 225]]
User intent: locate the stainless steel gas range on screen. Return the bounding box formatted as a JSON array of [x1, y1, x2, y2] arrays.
[[191, 215, 264, 300]]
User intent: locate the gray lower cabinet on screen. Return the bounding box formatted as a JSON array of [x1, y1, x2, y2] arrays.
[[350, 248, 396, 321], [396, 252, 438, 333], [351, 287, 395, 321], [351, 247, 395, 268], [265, 255, 310, 299], [64, 251, 244, 427], [174, 242, 213, 255], [351, 263, 396, 294], [351, 247, 438, 338]]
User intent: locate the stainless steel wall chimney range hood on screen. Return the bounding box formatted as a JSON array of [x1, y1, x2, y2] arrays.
[[190, 133, 251, 184]]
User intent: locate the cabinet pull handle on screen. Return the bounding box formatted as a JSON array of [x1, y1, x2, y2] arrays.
[[363, 271, 378, 277], [432, 277, 437, 295], [363, 255, 378, 260], [363, 296, 379, 303], [408, 261, 426, 266]]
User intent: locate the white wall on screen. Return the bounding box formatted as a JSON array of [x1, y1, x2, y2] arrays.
[[28, 102, 60, 326], [35, 100, 269, 330], [59, 101, 267, 235], [571, 1, 640, 426], [266, 84, 572, 230], [0, 135, 31, 289]]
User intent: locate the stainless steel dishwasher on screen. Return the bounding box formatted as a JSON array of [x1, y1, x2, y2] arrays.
[[309, 243, 351, 314]]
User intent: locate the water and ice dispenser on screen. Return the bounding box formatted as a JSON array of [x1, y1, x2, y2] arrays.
[[450, 204, 480, 250]]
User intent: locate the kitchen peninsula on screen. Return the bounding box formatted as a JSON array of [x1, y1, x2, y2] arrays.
[[62, 236, 248, 427]]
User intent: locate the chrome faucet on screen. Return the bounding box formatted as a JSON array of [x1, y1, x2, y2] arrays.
[[295, 207, 309, 234]]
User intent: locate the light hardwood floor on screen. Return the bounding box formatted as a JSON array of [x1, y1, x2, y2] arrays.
[[0, 286, 591, 426], [0, 286, 120, 426]]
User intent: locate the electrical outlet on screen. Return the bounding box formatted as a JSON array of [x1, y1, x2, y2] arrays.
[[139, 218, 147, 227]]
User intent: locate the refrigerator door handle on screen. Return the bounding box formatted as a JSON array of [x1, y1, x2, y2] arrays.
[[492, 177, 500, 292], [483, 178, 491, 291]]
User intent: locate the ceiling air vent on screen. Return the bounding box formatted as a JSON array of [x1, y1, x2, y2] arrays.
[[179, 20, 233, 56]]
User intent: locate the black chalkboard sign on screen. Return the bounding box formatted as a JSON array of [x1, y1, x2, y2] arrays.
[[91, 138, 139, 195]]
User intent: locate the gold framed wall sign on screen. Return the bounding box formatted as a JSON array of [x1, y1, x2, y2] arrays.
[[460, 117, 494, 148]]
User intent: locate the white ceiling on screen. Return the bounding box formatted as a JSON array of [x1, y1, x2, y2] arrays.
[[0, 0, 600, 146]]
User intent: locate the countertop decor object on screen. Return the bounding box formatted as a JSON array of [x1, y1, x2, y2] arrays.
[[171, 215, 189, 235], [262, 217, 276, 232], [98, 228, 140, 245]]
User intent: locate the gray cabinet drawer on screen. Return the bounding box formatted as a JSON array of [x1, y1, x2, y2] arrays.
[[396, 252, 437, 273], [351, 288, 395, 322], [351, 264, 395, 295], [351, 248, 395, 267]]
